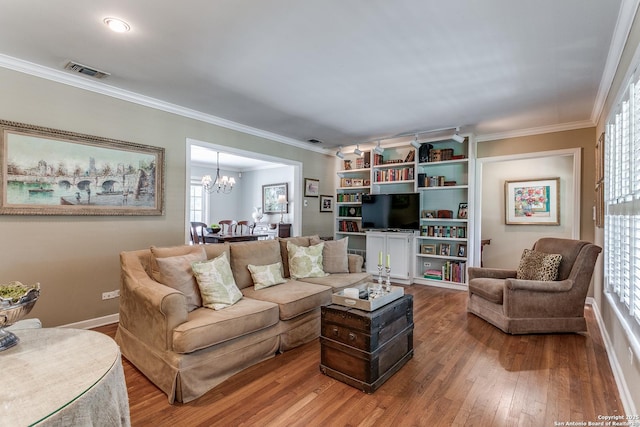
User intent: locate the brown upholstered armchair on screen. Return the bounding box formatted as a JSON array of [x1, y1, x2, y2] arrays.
[[467, 238, 602, 334]]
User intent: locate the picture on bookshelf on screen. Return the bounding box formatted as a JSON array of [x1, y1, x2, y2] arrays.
[[439, 243, 451, 256], [343, 160, 352, 170], [457, 244, 467, 258], [421, 210, 436, 218], [404, 149, 415, 163], [352, 178, 364, 187], [421, 244, 436, 255], [457, 203, 468, 219]]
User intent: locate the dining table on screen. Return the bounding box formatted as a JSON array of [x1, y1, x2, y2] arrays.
[[203, 232, 268, 243]]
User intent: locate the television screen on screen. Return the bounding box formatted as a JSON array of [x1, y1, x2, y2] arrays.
[[361, 193, 420, 230]]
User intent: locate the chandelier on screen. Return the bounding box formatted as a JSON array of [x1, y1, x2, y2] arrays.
[[202, 152, 236, 194]]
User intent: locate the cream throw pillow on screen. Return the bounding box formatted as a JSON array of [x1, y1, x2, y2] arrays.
[[248, 262, 286, 290], [287, 241, 328, 279], [153, 249, 206, 312], [191, 252, 243, 310], [516, 249, 562, 281], [310, 236, 349, 274]]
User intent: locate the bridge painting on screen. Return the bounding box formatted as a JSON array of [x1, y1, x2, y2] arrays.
[[1, 120, 164, 215]]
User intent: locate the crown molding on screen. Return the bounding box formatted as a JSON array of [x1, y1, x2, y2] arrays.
[[591, 0, 640, 125], [475, 120, 594, 143], [0, 54, 328, 155]]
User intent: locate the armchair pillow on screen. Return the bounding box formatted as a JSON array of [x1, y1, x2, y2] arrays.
[[192, 252, 243, 310], [287, 241, 328, 279], [248, 262, 286, 290], [516, 249, 562, 281]]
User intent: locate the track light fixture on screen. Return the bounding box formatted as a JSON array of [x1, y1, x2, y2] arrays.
[[353, 144, 363, 156], [452, 127, 465, 143], [373, 140, 384, 155], [410, 134, 422, 149], [335, 147, 345, 159]]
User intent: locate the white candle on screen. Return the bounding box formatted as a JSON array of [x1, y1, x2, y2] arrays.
[[378, 251, 383, 265], [344, 288, 359, 299], [386, 254, 390, 268]]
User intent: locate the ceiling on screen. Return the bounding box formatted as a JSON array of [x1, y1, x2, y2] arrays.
[[0, 1, 632, 160]]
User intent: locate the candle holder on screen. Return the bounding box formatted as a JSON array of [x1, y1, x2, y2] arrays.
[[377, 264, 384, 287], [385, 267, 391, 293]]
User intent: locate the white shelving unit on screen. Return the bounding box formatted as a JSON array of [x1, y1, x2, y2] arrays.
[[334, 135, 475, 287], [413, 137, 475, 289]]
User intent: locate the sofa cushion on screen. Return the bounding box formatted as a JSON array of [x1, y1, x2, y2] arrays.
[[310, 236, 349, 274], [287, 241, 328, 279], [469, 278, 505, 304], [278, 236, 313, 278], [151, 246, 206, 312], [230, 239, 282, 289], [298, 272, 371, 291], [516, 249, 562, 281], [192, 252, 243, 310], [172, 297, 280, 353], [248, 262, 286, 290], [242, 280, 332, 320], [203, 242, 231, 261]]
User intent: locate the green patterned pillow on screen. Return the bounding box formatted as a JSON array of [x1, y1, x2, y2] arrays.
[[516, 249, 562, 281], [191, 252, 243, 310], [287, 241, 328, 279], [248, 262, 286, 290]]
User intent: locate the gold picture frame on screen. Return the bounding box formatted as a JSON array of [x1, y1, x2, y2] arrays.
[[0, 119, 164, 216]]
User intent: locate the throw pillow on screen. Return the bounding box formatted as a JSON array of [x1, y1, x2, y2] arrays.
[[287, 241, 328, 279], [310, 236, 349, 274], [153, 248, 206, 312], [516, 249, 562, 281], [191, 252, 243, 310], [248, 262, 286, 290]]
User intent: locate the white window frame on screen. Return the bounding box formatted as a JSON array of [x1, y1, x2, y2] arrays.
[[189, 178, 209, 224]]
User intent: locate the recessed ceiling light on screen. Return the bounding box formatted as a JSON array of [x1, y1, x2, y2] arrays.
[[104, 17, 130, 33]]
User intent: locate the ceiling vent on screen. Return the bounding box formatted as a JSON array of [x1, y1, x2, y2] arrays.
[[64, 61, 110, 79], [307, 138, 323, 144]]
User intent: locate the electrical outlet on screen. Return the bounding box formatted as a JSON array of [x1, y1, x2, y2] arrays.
[[423, 262, 431, 268], [102, 290, 120, 300]]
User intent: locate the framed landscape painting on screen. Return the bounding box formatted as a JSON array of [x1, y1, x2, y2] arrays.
[[262, 182, 288, 214], [0, 120, 165, 215], [504, 177, 559, 225]]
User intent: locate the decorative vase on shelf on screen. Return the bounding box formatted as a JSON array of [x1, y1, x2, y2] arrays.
[[252, 207, 263, 223]]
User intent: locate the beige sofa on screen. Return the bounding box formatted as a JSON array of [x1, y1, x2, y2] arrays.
[[115, 236, 370, 403]]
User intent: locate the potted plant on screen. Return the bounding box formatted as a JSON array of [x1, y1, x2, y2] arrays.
[[207, 224, 221, 234]]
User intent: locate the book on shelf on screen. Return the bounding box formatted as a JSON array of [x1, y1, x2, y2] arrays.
[[336, 192, 366, 203], [441, 261, 466, 283], [338, 220, 360, 233], [374, 167, 414, 182]]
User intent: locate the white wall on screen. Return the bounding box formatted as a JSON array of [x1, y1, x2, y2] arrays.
[[480, 154, 575, 268], [242, 166, 295, 225]]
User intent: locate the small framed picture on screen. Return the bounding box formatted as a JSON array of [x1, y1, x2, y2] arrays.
[[457, 244, 467, 258], [457, 203, 468, 219], [320, 195, 333, 212], [352, 178, 364, 187], [439, 243, 451, 256], [421, 244, 436, 255], [304, 178, 319, 197], [421, 210, 436, 218]]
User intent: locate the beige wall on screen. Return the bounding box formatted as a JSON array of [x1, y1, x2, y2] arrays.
[[0, 67, 334, 327], [477, 127, 596, 245]]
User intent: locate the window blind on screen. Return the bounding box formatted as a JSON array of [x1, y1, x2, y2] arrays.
[[605, 72, 640, 326]]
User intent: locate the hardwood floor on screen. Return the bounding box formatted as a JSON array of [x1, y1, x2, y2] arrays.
[[94, 285, 624, 426]]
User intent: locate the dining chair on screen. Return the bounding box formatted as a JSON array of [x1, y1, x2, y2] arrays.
[[235, 220, 253, 234], [218, 220, 234, 234], [189, 222, 208, 244]]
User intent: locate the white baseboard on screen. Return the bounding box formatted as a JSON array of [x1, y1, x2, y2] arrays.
[[586, 297, 636, 415], [60, 313, 119, 330]]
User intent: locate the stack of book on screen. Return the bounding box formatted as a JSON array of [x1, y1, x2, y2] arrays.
[[424, 269, 442, 280]]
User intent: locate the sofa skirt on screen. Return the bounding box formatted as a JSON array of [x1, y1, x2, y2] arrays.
[[116, 324, 280, 403]]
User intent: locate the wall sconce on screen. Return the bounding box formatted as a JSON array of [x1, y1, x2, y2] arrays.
[[452, 127, 465, 143], [410, 134, 422, 149], [335, 147, 344, 159], [373, 140, 384, 155]]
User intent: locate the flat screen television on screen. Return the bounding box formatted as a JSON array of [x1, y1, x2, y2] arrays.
[[361, 193, 420, 231]]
